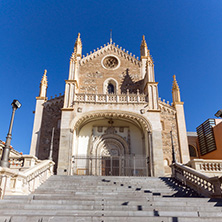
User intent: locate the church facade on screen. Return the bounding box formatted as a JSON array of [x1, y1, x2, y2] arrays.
[[30, 34, 190, 177]]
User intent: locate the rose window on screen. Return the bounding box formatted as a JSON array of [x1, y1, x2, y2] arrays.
[[103, 56, 119, 69]]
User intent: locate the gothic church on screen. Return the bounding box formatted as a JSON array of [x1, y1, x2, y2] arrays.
[[30, 34, 190, 177]]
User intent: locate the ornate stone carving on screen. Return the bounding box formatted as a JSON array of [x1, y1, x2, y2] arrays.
[[83, 79, 96, 85], [105, 126, 117, 134], [86, 72, 103, 78], [80, 86, 98, 93]]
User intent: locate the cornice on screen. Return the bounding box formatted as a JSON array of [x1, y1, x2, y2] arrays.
[[174, 102, 184, 105], [61, 108, 74, 111], [36, 97, 47, 101], [143, 82, 159, 90], [65, 80, 78, 88]]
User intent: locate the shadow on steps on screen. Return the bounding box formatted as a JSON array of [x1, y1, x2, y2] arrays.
[[159, 177, 203, 198]]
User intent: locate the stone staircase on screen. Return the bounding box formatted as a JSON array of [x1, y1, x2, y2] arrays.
[[1, 175, 222, 221]]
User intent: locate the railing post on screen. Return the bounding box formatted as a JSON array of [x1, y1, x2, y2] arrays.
[[137, 89, 139, 102], [126, 89, 129, 103], [106, 94, 108, 103], [0, 175, 7, 199], [171, 163, 176, 178], [84, 93, 87, 102], [211, 177, 222, 198], [133, 155, 136, 176]]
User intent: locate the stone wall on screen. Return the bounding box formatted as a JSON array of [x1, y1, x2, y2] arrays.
[[160, 102, 180, 175], [38, 96, 63, 173]]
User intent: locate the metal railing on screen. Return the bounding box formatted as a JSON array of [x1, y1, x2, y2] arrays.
[[72, 155, 149, 177]]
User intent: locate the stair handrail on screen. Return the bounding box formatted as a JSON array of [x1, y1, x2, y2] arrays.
[[0, 159, 54, 199], [172, 162, 222, 198]]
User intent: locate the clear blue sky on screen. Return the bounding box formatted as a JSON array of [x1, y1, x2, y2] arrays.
[[1, 0, 222, 154]]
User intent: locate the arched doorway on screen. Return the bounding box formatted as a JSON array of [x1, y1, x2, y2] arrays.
[[91, 134, 129, 176], [71, 111, 152, 176]]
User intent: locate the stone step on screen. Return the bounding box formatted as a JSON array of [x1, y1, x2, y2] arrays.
[[1, 208, 221, 218], [1, 216, 222, 222], [0, 209, 210, 217], [1, 176, 220, 221], [0, 202, 221, 212], [0, 198, 216, 208]]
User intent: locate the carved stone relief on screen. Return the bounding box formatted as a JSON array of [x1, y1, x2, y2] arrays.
[[86, 72, 103, 78], [80, 85, 98, 93]]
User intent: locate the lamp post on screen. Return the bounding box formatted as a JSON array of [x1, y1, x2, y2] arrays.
[[48, 127, 55, 160], [170, 130, 176, 163], [215, 109, 222, 118], [0, 100, 21, 167]]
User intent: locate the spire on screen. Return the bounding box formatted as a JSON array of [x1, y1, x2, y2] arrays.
[[172, 75, 181, 104], [74, 33, 82, 58], [141, 35, 147, 49], [140, 35, 150, 58], [140, 35, 153, 63], [39, 69, 48, 98]]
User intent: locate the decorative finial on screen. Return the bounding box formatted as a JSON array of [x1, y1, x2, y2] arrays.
[[110, 29, 112, 44], [41, 69, 47, 85], [74, 32, 82, 58], [38, 69, 48, 98], [141, 35, 147, 48], [172, 74, 181, 104], [140, 35, 151, 59], [172, 75, 179, 90]]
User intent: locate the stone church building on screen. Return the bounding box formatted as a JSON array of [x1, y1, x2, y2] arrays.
[[30, 34, 190, 177]]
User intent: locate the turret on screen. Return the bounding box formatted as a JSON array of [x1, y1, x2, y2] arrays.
[[140, 35, 154, 82], [171, 75, 190, 163], [38, 69, 48, 99], [65, 33, 82, 108], [30, 70, 48, 156], [140, 35, 158, 109], [68, 33, 82, 81]]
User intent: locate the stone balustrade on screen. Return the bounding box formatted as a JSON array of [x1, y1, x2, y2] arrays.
[[188, 159, 222, 177], [9, 155, 41, 170], [172, 162, 222, 198], [0, 160, 54, 199], [74, 93, 148, 104]]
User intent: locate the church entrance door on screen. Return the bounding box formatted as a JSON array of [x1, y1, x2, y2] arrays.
[[102, 156, 120, 176], [101, 141, 121, 176]]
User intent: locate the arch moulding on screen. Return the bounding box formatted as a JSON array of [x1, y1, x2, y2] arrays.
[[70, 110, 152, 133], [91, 133, 129, 157]]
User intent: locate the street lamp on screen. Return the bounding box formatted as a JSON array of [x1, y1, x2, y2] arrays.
[[0, 100, 22, 167], [215, 109, 222, 118]]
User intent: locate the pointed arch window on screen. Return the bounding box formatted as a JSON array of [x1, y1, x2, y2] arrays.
[[108, 83, 115, 94], [104, 78, 118, 94]]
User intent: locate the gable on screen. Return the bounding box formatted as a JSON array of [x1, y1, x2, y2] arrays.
[[78, 44, 142, 94]]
